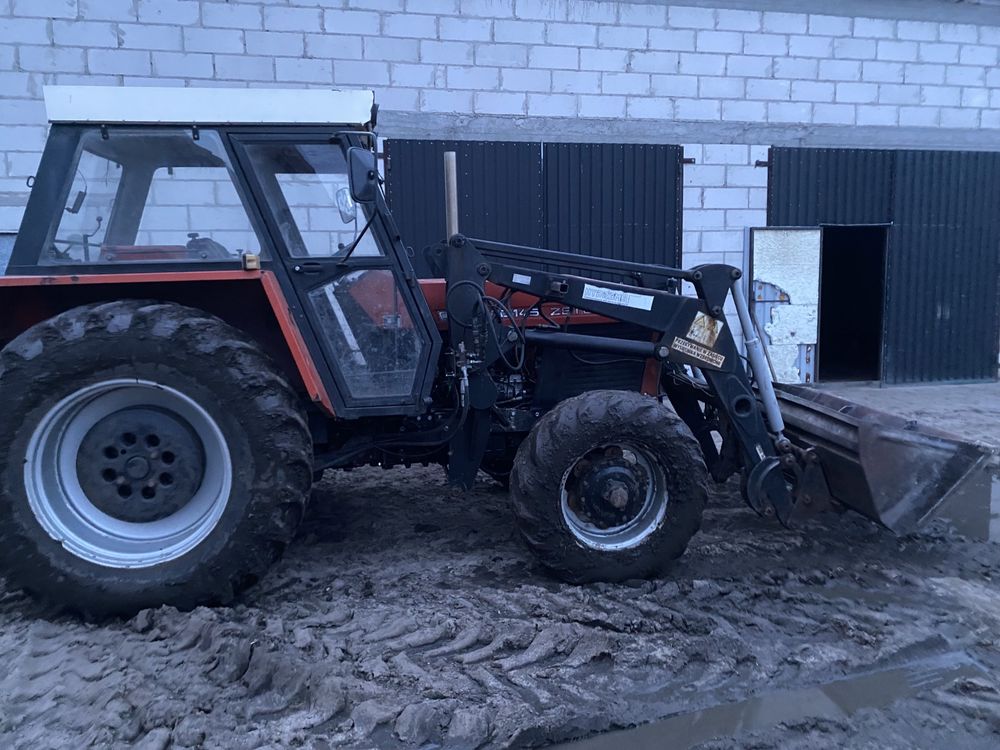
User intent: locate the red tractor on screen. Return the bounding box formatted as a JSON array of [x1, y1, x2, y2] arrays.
[[0, 87, 988, 616]]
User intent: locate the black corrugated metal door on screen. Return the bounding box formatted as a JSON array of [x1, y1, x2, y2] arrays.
[[768, 147, 894, 226], [769, 146, 1000, 384], [385, 139, 684, 276], [886, 150, 1000, 383], [543, 142, 683, 267], [384, 140, 543, 276]]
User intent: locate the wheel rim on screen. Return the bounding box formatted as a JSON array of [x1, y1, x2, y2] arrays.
[[560, 442, 668, 551], [24, 379, 232, 568]]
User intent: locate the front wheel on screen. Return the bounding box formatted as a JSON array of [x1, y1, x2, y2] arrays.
[[510, 390, 707, 583], [0, 300, 313, 617]]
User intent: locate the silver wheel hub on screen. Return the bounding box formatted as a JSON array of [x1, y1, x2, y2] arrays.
[[560, 443, 668, 551], [25, 379, 232, 569]]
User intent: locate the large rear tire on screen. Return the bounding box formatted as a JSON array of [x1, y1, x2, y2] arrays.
[[510, 390, 707, 583], [0, 300, 313, 617]]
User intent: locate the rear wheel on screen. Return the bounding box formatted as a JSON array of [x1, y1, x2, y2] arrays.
[[0, 300, 313, 617], [510, 390, 707, 583]]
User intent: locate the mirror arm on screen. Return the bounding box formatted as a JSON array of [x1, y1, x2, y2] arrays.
[[337, 209, 377, 266]]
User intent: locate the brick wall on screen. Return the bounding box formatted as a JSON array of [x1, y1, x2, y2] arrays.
[[2, 0, 999, 258], [680, 141, 767, 339]]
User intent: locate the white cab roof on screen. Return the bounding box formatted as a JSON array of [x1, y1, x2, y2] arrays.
[[43, 86, 376, 127]]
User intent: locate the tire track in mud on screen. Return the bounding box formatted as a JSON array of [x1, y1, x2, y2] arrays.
[[1, 466, 999, 749]]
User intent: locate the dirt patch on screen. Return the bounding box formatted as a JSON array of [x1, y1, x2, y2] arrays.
[[3, 379, 1000, 748], [2, 459, 1000, 749]]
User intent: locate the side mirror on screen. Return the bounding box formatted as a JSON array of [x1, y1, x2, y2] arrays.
[[336, 187, 357, 224], [347, 146, 378, 203]]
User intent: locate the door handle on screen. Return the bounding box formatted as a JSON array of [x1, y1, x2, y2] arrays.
[[293, 261, 323, 275]]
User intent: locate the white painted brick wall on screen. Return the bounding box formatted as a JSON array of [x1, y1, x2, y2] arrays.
[[0, 1, 998, 237], [680, 141, 770, 345]]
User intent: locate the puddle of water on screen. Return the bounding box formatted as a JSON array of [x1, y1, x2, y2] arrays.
[[990, 467, 1000, 541], [551, 653, 982, 750], [992, 471, 1000, 541]]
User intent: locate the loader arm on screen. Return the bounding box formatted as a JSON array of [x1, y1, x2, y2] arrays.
[[433, 235, 996, 535], [435, 235, 797, 522]]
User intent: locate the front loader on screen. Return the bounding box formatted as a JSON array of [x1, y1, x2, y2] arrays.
[[0, 86, 992, 616]]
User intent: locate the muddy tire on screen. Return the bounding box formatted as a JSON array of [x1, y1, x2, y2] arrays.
[[0, 300, 313, 617], [510, 390, 707, 583]]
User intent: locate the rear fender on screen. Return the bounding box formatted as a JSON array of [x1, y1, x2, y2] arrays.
[[0, 270, 334, 415]]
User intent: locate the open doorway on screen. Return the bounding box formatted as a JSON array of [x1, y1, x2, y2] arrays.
[[818, 225, 888, 381]]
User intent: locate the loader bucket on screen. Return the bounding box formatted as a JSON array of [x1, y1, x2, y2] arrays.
[[775, 384, 997, 534]]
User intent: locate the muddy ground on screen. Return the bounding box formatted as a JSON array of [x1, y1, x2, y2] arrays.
[[1, 384, 999, 749]]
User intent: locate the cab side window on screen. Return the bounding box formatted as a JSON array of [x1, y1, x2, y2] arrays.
[[45, 128, 261, 264]]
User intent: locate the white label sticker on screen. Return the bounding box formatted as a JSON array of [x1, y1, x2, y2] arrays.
[[671, 336, 726, 368], [581, 284, 654, 311], [687, 311, 723, 347], [512, 273, 532, 285]]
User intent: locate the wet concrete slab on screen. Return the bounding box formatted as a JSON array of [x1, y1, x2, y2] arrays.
[[825, 381, 1000, 448]]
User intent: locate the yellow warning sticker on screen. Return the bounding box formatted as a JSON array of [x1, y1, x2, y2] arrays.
[[687, 311, 723, 347], [671, 336, 726, 368]]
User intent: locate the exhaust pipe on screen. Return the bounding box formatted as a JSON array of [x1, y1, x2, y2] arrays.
[[777, 384, 997, 534]]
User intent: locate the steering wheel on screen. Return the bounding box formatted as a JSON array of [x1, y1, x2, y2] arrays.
[[186, 233, 232, 260]]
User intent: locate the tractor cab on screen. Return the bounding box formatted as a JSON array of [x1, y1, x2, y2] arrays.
[[9, 86, 440, 418]]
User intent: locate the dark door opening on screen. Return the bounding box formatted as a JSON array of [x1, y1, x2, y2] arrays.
[[818, 225, 887, 381]]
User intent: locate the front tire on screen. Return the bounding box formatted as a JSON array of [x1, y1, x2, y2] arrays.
[[0, 300, 313, 617], [510, 390, 707, 583]]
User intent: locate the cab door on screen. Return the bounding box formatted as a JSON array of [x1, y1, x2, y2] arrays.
[[230, 133, 439, 417]]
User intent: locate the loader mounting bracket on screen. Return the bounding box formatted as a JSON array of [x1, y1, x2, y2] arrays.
[[437, 234, 798, 519]]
